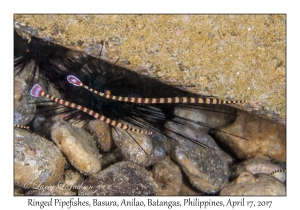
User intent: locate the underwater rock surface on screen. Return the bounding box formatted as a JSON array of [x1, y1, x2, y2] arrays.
[[78, 161, 157, 196], [220, 172, 286, 196], [165, 121, 233, 193], [14, 128, 65, 188], [214, 109, 286, 162], [51, 121, 102, 175]]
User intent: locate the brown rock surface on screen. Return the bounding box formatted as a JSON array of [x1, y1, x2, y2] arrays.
[[152, 156, 182, 195], [89, 120, 115, 152], [111, 126, 153, 166], [78, 161, 157, 196], [25, 188, 76, 196], [51, 120, 102, 175], [236, 157, 286, 182], [14, 128, 65, 188], [166, 121, 233, 193], [214, 109, 286, 162], [220, 172, 286, 195]]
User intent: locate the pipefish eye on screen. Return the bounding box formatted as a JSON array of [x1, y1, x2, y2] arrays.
[[105, 90, 111, 95]]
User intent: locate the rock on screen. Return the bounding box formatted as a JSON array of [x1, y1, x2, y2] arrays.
[[51, 120, 102, 175], [14, 60, 35, 85], [78, 161, 157, 196], [165, 121, 233, 193], [148, 132, 172, 165], [100, 148, 124, 169], [235, 157, 286, 182], [173, 105, 237, 134], [178, 180, 203, 196], [14, 78, 27, 103], [14, 78, 36, 126], [214, 109, 286, 162], [111, 126, 153, 166], [25, 188, 76, 196], [63, 170, 85, 191], [14, 186, 24, 196], [152, 156, 182, 195], [155, 184, 178, 196], [31, 113, 56, 140], [14, 128, 65, 188], [220, 172, 286, 195], [88, 120, 115, 152]]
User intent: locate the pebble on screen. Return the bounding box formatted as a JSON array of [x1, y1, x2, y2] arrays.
[[100, 148, 124, 169], [25, 188, 76, 196], [14, 60, 35, 84], [111, 126, 153, 166], [31, 113, 56, 140], [14, 186, 24, 196], [148, 132, 172, 165], [51, 120, 102, 175], [152, 156, 182, 195], [220, 172, 286, 195], [173, 105, 237, 134], [165, 121, 233, 193], [14, 78, 36, 126], [14, 128, 65, 188], [78, 161, 157, 196], [235, 157, 286, 182], [214, 109, 286, 163], [21, 170, 85, 196], [88, 120, 115, 152], [63, 170, 85, 191], [178, 180, 203, 196], [14, 78, 27, 103]]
